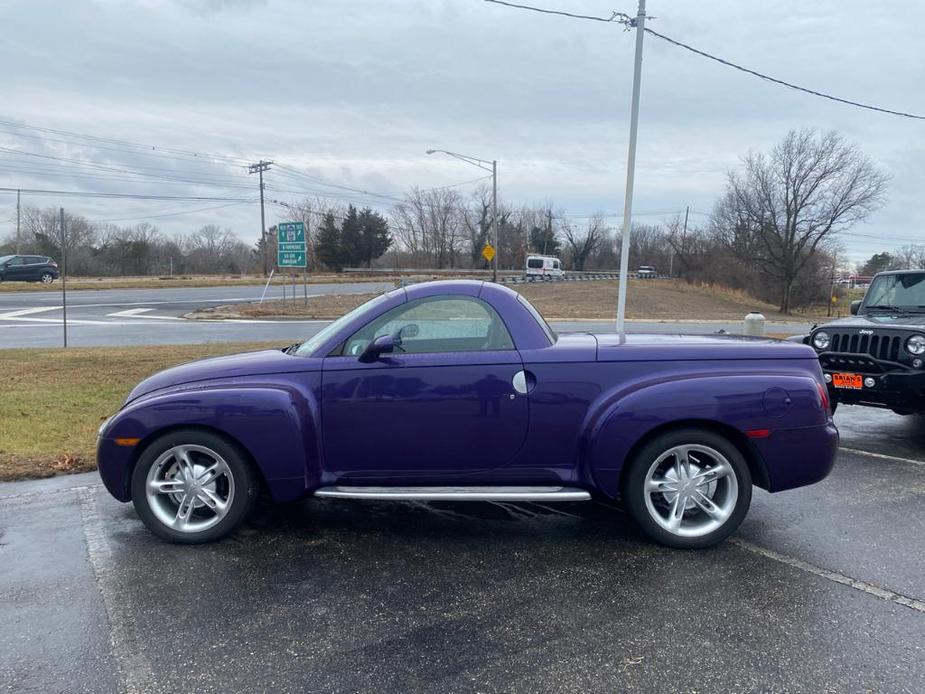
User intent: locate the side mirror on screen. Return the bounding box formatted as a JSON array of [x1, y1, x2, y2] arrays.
[[358, 334, 395, 363], [850, 300, 861, 316]]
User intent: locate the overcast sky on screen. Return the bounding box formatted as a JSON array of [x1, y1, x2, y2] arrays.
[[1, 0, 923, 263]]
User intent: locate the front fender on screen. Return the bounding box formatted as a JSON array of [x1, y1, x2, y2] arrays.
[[581, 372, 828, 498], [98, 383, 320, 503]]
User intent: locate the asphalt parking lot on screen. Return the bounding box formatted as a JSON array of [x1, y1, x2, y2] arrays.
[[1, 405, 923, 693]]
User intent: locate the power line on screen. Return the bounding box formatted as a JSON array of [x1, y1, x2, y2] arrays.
[[643, 27, 925, 121], [483, 0, 630, 23], [0, 186, 252, 202], [0, 117, 252, 165], [483, 0, 925, 120], [90, 201, 255, 224]]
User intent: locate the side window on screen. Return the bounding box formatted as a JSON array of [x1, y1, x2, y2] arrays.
[[7, 257, 25, 266], [26, 256, 44, 264], [341, 296, 515, 356]]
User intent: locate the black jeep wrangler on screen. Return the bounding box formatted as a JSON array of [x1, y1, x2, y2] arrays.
[[800, 270, 925, 415]]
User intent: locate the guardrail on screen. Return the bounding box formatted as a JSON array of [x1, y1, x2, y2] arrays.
[[500, 272, 670, 285]]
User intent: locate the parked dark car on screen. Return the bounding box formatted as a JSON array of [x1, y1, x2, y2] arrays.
[[97, 280, 837, 549], [0, 254, 59, 283], [798, 269, 925, 415]]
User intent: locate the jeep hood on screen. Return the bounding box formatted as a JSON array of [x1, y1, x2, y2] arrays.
[[814, 313, 925, 329]]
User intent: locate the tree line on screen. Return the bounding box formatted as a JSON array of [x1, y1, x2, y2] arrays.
[[1, 129, 894, 313]]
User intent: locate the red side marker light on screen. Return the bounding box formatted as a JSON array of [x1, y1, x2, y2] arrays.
[[745, 429, 771, 439]]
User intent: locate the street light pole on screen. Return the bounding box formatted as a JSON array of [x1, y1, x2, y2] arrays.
[[426, 148, 498, 281], [491, 159, 498, 282], [616, 0, 647, 335]]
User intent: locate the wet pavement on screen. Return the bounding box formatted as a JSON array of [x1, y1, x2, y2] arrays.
[[1, 407, 924, 693]]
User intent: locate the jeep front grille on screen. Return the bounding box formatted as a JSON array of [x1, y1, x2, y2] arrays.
[[828, 332, 901, 361]]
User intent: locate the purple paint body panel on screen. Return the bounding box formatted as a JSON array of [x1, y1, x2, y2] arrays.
[[97, 280, 837, 506]]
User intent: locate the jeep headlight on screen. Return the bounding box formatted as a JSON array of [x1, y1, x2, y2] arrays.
[[812, 331, 831, 350], [906, 335, 925, 355]]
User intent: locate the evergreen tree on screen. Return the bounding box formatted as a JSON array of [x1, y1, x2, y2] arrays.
[[339, 205, 363, 267], [315, 212, 343, 271], [357, 207, 392, 267], [528, 225, 560, 256]]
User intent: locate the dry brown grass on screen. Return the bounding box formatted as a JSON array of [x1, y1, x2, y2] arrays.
[[203, 280, 796, 322], [0, 341, 279, 481], [190, 293, 380, 320]]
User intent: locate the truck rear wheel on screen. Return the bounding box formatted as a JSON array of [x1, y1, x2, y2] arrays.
[[623, 429, 752, 549]]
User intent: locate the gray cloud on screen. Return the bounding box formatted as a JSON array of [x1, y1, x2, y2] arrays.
[[1, 0, 923, 262]]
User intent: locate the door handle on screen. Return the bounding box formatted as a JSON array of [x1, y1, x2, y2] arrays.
[[512, 370, 535, 395]]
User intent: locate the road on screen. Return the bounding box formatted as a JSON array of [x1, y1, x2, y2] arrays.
[[2, 430, 923, 692], [0, 284, 814, 348], [1, 284, 922, 691]]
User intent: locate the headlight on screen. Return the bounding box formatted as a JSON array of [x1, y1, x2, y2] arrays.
[[812, 331, 831, 350], [906, 335, 925, 355]]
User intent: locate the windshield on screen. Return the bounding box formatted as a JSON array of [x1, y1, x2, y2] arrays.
[[863, 273, 925, 311], [294, 292, 392, 357], [0, 255, 14, 265]]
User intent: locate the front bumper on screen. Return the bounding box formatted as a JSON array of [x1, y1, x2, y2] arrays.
[[826, 368, 925, 412], [97, 437, 134, 502]]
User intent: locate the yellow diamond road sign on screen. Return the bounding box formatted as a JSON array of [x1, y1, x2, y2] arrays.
[[482, 243, 496, 263]]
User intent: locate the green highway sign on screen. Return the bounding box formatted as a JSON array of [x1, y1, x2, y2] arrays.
[[277, 222, 305, 244], [278, 249, 306, 268], [277, 221, 307, 268]]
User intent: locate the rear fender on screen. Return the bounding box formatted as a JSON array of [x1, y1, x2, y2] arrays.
[[100, 384, 320, 502], [581, 372, 825, 498]]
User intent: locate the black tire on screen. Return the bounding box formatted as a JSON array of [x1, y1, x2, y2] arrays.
[[40, 272, 54, 284], [131, 429, 259, 544], [622, 428, 752, 549]]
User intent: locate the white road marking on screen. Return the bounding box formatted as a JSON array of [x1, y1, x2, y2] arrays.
[[731, 538, 925, 614], [77, 487, 155, 694], [0, 306, 61, 318], [107, 308, 184, 320], [841, 446, 925, 468]]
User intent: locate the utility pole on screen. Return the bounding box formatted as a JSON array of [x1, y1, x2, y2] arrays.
[[248, 160, 274, 277], [545, 209, 553, 255], [15, 189, 21, 255], [616, 0, 647, 334], [671, 205, 689, 279], [491, 160, 498, 282], [59, 207, 68, 349]]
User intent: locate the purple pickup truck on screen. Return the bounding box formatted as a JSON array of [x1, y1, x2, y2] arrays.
[[97, 280, 837, 549]]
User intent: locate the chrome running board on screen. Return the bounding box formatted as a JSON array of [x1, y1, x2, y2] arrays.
[[313, 485, 591, 501]]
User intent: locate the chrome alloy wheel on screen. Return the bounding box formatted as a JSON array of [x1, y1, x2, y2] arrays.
[[145, 444, 235, 533], [643, 444, 738, 538]]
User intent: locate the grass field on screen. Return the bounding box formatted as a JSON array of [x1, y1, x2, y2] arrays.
[[196, 279, 823, 322], [0, 273, 401, 293], [0, 342, 279, 481]]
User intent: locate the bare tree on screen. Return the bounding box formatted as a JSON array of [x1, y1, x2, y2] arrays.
[[712, 129, 888, 312], [562, 214, 608, 271], [392, 188, 464, 268]]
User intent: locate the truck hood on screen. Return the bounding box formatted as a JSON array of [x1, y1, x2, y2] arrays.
[[814, 313, 925, 329], [124, 348, 318, 404], [594, 333, 816, 361]]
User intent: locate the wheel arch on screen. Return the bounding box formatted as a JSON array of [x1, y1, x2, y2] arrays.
[[614, 419, 770, 499], [123, 423, 270, 501]]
